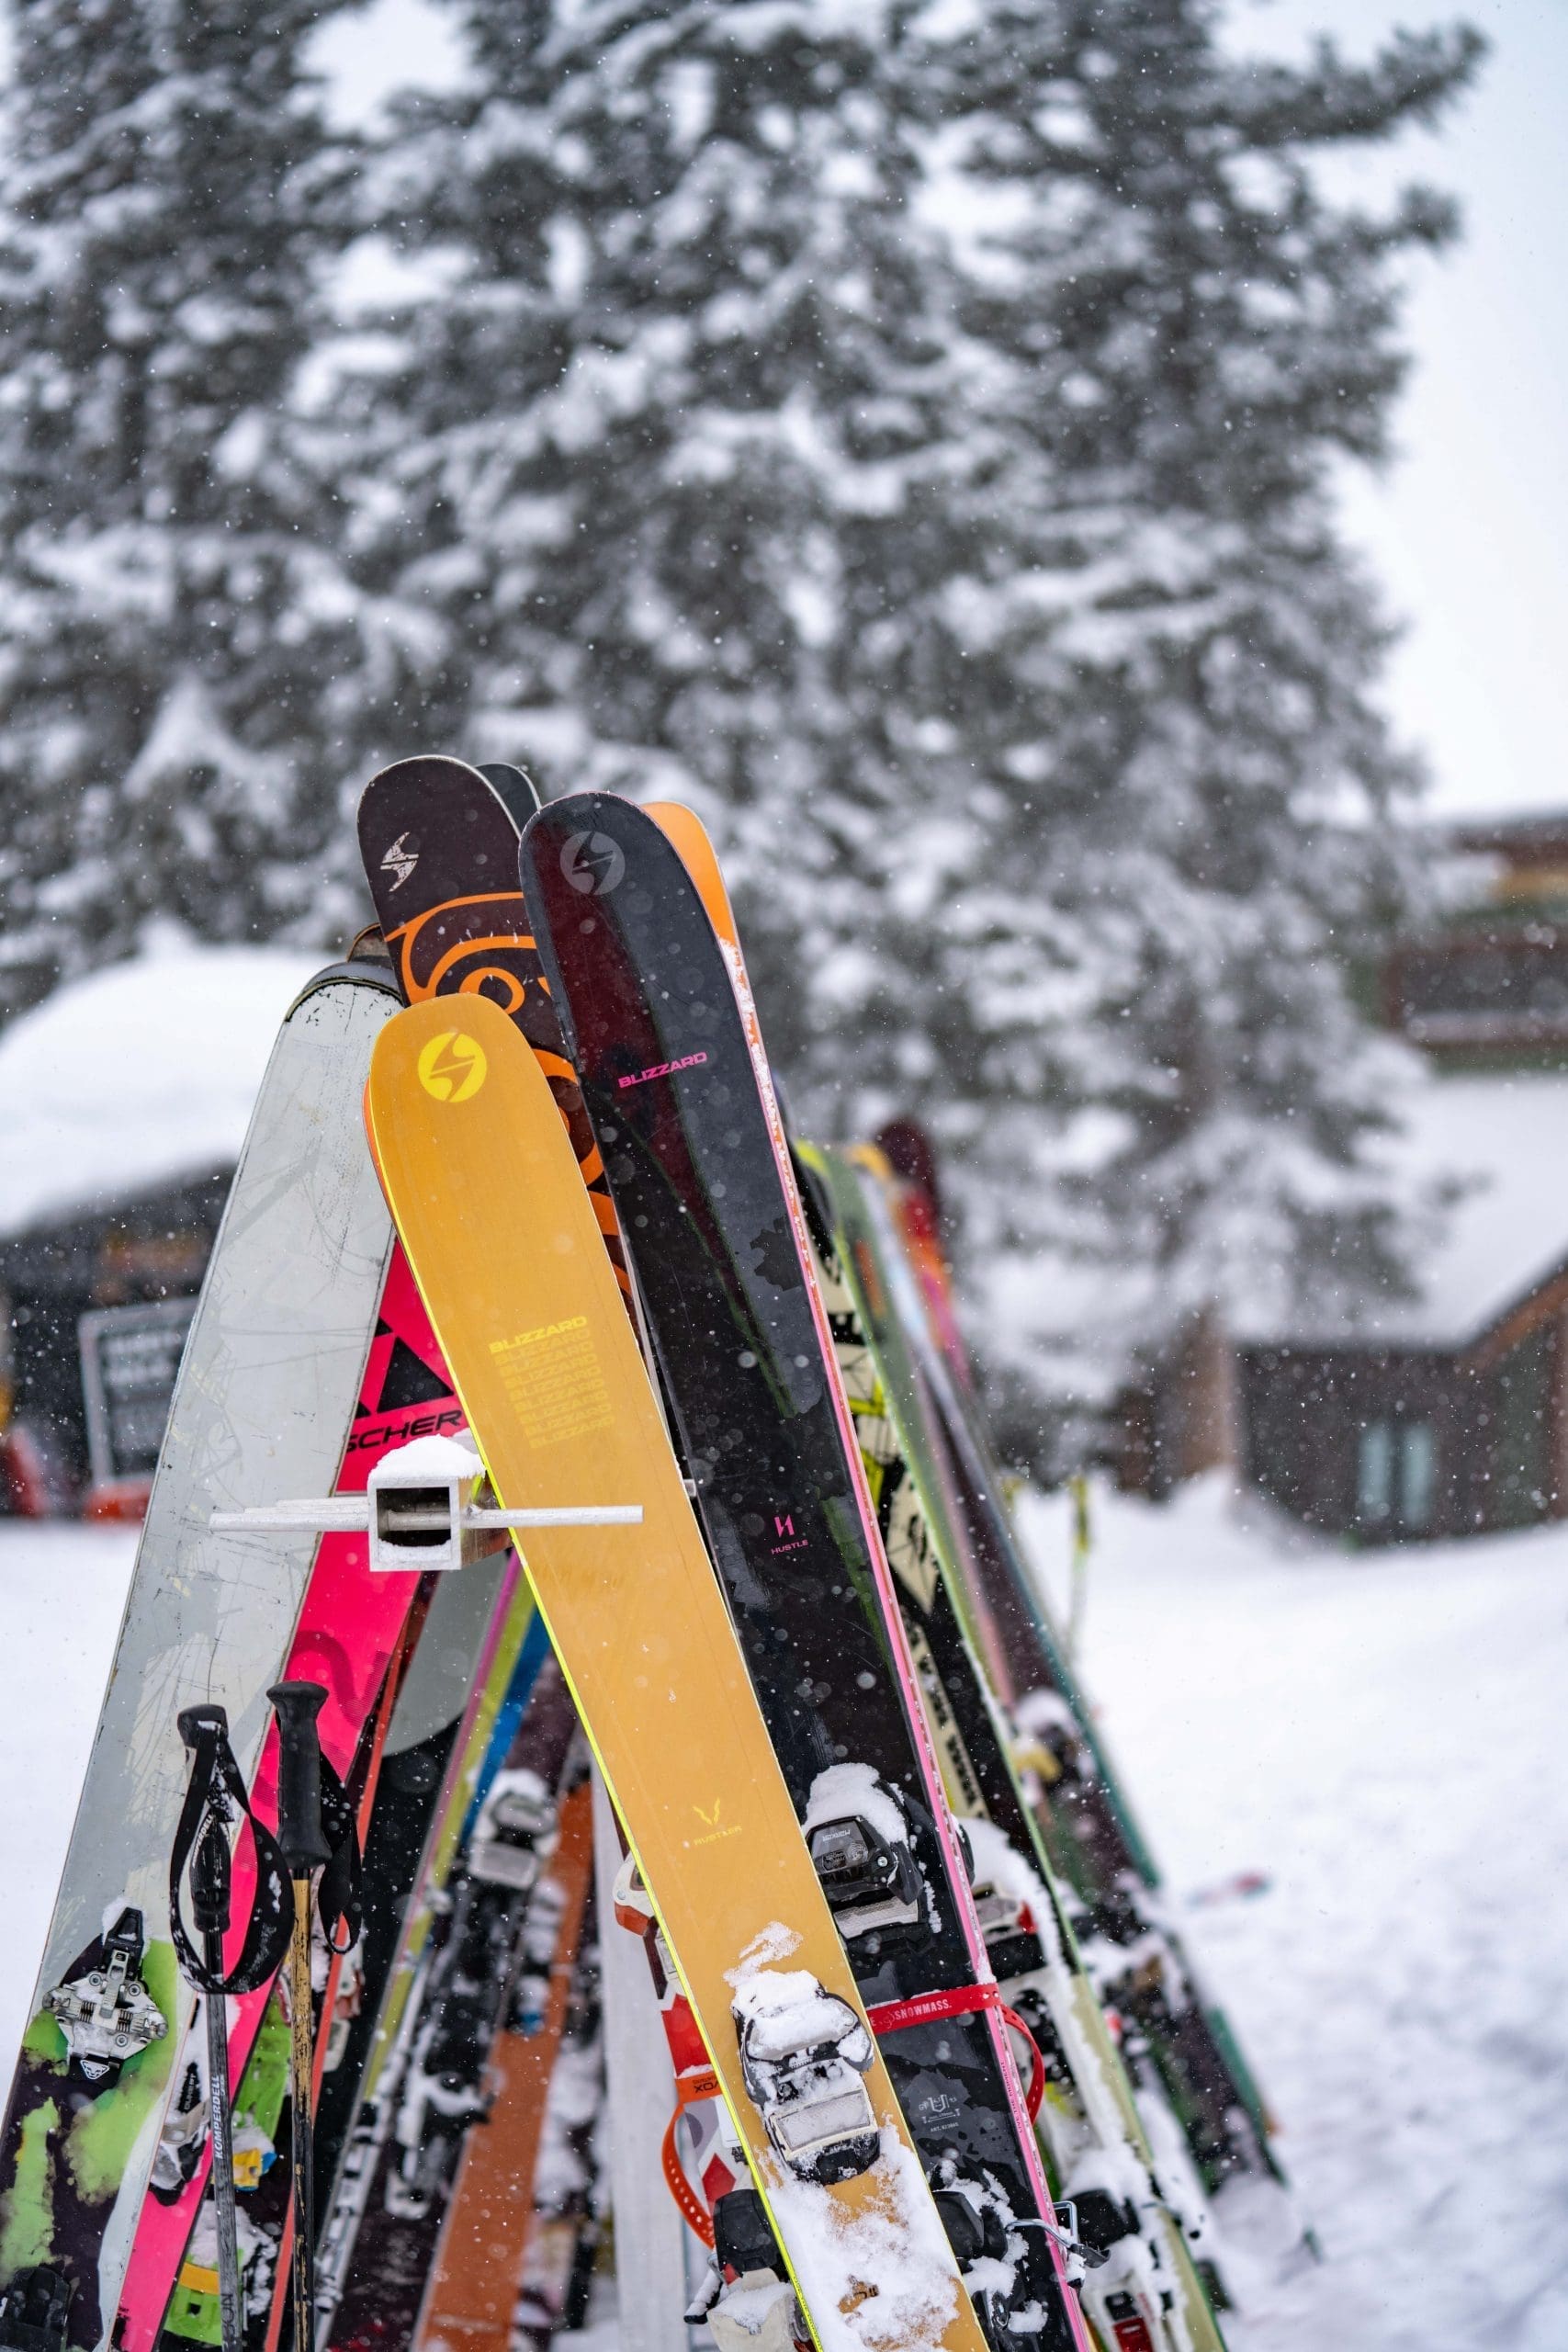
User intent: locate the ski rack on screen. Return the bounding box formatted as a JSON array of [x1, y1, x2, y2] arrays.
[[210, 1434, 644, 1573]]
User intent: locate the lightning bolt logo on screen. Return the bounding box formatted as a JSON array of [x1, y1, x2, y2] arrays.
[[694, 1798, 722, 1829], [381, 831, 420, 891], [417, 1030, 488, 1103], [559, 831, 626, 896]]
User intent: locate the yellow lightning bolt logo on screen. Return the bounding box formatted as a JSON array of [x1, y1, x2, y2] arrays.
[[417, 1029, 488, 1103]]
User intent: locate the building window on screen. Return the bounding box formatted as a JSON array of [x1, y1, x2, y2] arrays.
[[1401, 1422, 1437, 1532], [1358, 1422, 1393, 1526], [1358, 1419, 1437, 1535]]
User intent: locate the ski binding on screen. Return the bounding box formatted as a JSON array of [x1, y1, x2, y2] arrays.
[[46, 1906, 166, 2084], [469, 1767, 555, 1892], [0, 2267, 72, 2352], [802, 1765, 923, 1941], [210, 1432, 642, 1571], [732, 1973, 878, 2185], [694, 2188, 807, 2352]]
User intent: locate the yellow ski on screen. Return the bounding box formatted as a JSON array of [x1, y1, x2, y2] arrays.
[[366, 994, 989, 2352]]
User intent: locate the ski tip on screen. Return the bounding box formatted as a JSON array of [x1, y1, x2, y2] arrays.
[[475, 761, 544, 829]]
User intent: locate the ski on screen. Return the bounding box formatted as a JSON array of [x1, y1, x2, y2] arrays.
[[413, 1760, 596, 2352], [317, 1643, 588, 2352], [866, 1154, 1291, 2216], [798, 1143, 1228, 2351], [589, 1774, 693, 2352], [367, 989, 992, 2352], [519, 794, 1092, 2352], [0, 964, 403, 2352], [646, 804, 1226, 2346], [308, 1550, 539, 2350], [357, 753, 630, 1301]]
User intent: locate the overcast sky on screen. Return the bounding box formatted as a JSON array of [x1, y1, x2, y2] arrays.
[[1230, 0, 1568, 823]]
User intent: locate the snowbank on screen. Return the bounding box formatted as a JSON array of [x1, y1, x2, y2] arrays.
[[0, 1523, 141, 2065], [0, 946, 323, 1238]]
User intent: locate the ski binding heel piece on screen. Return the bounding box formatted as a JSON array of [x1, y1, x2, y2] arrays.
[[732, 1972, 878, 2185], [46, 1906, 166, 2083], [209, 1431, 642, 1572], [468, 1767, 555, 1892], [803, 1764, 923, 1941], [694, 2189, 807, 2352], [707, 2271, 804, 2352]]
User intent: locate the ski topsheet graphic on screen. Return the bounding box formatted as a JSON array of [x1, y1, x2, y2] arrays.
[[519, 795, 1092, 2352], [0, 967, 401, 2352], [357, 753, 629, 1300], [366, 992, 991, 2352]]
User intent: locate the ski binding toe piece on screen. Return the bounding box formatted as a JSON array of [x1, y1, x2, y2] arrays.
[[732, 1972, 878, 2184], [46, 1906, 166, 2084]]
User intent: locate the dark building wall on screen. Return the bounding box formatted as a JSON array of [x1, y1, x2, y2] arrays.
[[1239, 1347, 1480, 1540], [0, 1171, 228, 1498], [1239, 1310, 1568, 1544]]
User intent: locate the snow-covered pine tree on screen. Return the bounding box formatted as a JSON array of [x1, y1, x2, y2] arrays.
[[0, 0, 365, 1019], [332, 0, 977, 936], [353, 0, 1479, 1460], [859, 2, 1486, 1456]]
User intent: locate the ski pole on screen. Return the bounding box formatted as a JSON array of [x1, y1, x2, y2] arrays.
[[267, 1681, 332, 2352], [1066, 1471, 1091, 1665], [175, 1708, 243, 2352]]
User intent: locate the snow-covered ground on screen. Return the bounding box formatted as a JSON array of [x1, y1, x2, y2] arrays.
[[0, 1524, 142, 2068], [1, 1485, 1564, 2348], [1020, 1477, 1568, 2352]]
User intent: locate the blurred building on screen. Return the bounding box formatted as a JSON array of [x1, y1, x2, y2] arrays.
[[0, 946, 321, 1513], [1123, 813, 1568, 1541]]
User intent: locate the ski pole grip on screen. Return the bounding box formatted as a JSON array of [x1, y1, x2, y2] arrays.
[[191, 1810, 233, 1939], [266, 1682, 332, 1874], [177, 1702, 229, 1751]]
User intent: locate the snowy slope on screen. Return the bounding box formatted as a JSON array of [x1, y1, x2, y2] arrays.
[[0, 945, 322, 1238], [1, 1493, 1563, 2348]]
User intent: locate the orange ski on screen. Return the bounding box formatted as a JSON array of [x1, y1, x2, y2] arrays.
[[413, 1777, 596, 2352]]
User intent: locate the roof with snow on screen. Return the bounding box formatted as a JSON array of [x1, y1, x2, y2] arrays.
[[1266, 1070, 1568, 1352], [0, 946, 324, 1240]]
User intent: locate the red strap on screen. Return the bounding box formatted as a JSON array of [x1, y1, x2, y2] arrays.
[[1001, 2005, 1047, 2123], [867, 1982, 1046, 2123], [865, 1981, 1000, 2034], [661, 2068, 721, 2248]]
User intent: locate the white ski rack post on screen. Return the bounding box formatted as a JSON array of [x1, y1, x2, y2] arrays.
[[592, 1772, 697, 2352], [210, 1432, 642, 1573]]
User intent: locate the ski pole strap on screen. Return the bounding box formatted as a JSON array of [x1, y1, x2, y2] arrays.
[[316, 1756, 362, 1957], [866, 1983, 1046, 2122], [171, 1709, 292, 1996], [661, 2068, 721, 2248]]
